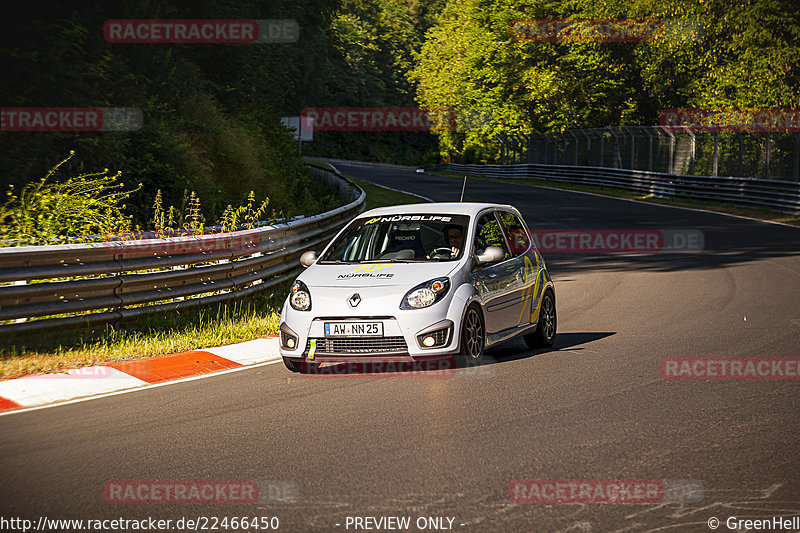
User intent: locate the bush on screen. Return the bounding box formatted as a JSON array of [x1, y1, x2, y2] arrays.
[[0, 152, 141, 245]]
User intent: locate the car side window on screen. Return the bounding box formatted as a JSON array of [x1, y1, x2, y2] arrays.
[[474, 213, 510, 260], [497, 211, 530, 257]]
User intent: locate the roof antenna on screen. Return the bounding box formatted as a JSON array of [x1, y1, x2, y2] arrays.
[[459, 175, 467, 202]]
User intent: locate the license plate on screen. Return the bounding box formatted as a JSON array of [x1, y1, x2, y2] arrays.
[[324, 321, 383, 337]]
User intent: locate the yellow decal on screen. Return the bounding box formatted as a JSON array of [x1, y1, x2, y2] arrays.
[[351, 264, 393, 273], [308, 339, 316, 360], [364, 217, 382, 225], [519, 254, 542, 324], [530, 257, 542, 324]]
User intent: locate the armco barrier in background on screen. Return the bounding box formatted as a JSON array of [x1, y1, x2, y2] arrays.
[[0, 164, 364, 336], [430, 163, 800, 214]]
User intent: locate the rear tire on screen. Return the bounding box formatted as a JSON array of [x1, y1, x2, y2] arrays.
[[460, 304, 486, 363], [524, 290, 556, 349]]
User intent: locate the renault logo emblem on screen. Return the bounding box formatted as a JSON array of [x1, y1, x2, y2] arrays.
[[348, 293, 361, 307]]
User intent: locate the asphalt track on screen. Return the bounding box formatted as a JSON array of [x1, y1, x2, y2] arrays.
[[1, 164, 800, 532]]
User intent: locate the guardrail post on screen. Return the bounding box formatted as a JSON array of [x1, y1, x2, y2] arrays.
[[599, 129, 605, 167], [607, 127, 621, 169], [680, 126, 696, 175], [765, 133, 771, 180], [558, 132, 567, 165], [541, 135, 548, 165], [795, 133, 799, 182], [567, 130, 579, 165], [712, 132, 719, 177], [660, 127, 675, 174], [641, 126, 655, 171], [626, 126, 636, 169], [580, 129, 592, 166], [526, 133, 532, 164], [738, 133, 744, 177]]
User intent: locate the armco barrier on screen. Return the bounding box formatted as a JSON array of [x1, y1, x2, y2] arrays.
[[0, 165, 364, 335], [431, 163, 800, 214]]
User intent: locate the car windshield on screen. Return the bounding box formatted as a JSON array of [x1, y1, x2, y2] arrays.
[[318, 214, 470, 263]]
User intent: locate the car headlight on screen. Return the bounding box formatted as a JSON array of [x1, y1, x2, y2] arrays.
[[401, 278, 450, 309], [290, 280, 312, 311]]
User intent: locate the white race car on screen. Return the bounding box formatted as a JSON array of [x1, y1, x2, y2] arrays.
[[279, 203, 556, 371]]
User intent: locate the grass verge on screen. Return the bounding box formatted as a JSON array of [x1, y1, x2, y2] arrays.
[[431, 170, 800, 226], [1, 164, 424, 381], [0, 287, 286, 380]]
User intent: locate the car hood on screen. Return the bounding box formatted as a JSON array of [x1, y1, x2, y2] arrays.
[[299, 262, 459, 288]]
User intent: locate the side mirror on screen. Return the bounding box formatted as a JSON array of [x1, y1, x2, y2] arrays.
[[475, 246, 504, 265], [299, 250, 318, 267]]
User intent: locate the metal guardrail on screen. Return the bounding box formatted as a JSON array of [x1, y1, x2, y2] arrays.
[[431, 163, 800, 214], [0, 165, 365, 335]]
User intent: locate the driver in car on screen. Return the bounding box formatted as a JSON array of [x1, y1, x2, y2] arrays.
[[444, 224, 464, 258], [446, 226, 463, 255], [426, 224, 465, 259]]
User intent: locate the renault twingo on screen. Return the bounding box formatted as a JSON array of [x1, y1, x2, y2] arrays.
[[279, 203, 556, 371]]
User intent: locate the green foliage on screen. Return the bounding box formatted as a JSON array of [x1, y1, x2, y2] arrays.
[[410, 0, 800, 162], [220, 191, 271, 231], [300, 0, 445, 163], [0, 0, 356, 226], [0, 152, 141, 245]]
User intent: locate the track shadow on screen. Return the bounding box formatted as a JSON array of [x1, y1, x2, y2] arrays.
[[297, 332, 614, 377], [481, 331, 617, 365]]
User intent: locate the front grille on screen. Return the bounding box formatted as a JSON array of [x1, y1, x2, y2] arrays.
[[307, 336, 408, 355]]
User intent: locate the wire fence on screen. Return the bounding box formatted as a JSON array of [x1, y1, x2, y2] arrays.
[[497, 127, 800, 181]]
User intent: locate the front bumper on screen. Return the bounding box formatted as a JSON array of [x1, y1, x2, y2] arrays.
[[279, 291, 464, 362]]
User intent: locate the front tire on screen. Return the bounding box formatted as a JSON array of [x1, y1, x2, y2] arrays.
[[524, 290, 556, 349], [283, 357, 301, 372], [460, 304, 486, 363], [283, 358, 320, 373]]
